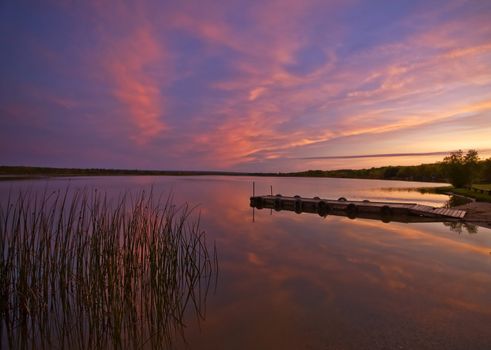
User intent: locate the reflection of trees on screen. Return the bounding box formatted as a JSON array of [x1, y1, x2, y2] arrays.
[[445, 195, 473, 208], [0, 190, 217, 349], [443, 221, 478, 234]]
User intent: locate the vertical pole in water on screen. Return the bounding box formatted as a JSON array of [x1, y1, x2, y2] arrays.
[[252, 181, 255, 222], [270, 185, 273, 215]]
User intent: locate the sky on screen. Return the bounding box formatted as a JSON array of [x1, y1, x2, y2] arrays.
[[1, 0, 491, 172]]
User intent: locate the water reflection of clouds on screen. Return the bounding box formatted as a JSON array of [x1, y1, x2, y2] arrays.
[[190, 196, 491, 348]]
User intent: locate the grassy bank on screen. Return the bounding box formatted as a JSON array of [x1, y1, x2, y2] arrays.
[[428, 185, 491, 203]]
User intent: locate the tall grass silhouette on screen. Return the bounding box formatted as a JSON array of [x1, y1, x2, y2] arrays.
[[0, 188, 217, 349]]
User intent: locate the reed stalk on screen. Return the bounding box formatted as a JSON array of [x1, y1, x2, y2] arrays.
[[0, 188, 217, 349]]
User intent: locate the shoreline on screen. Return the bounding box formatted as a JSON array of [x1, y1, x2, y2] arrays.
[[453, 202, 491, 226], [0, 165, 450, 183]]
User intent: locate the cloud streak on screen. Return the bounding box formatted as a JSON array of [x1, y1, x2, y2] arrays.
[[297, 149, 491, 160], [298, 151, 458, 160]]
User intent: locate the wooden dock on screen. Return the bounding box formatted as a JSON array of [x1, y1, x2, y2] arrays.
[[250, 195, 466, 220]]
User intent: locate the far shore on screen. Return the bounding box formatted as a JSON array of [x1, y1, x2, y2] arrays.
[[0, 165, 449, 183]]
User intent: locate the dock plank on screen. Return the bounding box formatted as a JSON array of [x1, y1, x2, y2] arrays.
[[432, 208, 466, 218]]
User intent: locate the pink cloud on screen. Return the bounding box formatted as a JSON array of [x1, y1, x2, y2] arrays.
[[103, 27, 166, 144]]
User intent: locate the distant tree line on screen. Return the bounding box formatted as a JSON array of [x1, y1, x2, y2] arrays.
[[285, 164, 448, 182], [285, 150, 491, 187], [0, 166, 242, 177]]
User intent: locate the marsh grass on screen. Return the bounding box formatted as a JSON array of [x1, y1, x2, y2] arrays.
[[0, 188, 217, 349]]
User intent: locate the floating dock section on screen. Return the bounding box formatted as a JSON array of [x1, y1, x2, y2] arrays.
[[250, 195, 466, 221]]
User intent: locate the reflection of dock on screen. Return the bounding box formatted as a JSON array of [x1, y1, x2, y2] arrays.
[[250, 195, 466, 223]]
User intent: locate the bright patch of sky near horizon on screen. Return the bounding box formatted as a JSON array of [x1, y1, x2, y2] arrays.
[[1, 0, 490, 171]]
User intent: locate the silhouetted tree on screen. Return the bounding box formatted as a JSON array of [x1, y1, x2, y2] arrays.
[[481, 158, 491, 182], [442, 149, 480, 187]]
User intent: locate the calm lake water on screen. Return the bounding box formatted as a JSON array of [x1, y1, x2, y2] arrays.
[[1, 176, 491, 349]]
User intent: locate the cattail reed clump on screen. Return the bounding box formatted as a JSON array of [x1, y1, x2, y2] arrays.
[[0, 188, 217, 349]]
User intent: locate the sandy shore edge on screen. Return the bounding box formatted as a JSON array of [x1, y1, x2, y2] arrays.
[[452, 202, 491, 229]]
